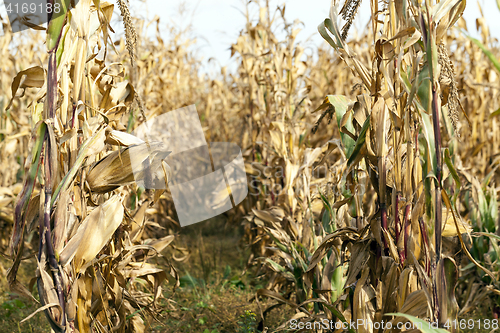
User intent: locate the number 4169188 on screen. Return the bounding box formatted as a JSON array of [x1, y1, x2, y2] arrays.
[[444, 319, 499, 330], [5, 3, 61, 15]]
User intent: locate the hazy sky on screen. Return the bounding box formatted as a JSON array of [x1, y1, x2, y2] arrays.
[[131, 0, 500, 72], [1, 0, 498, 70]]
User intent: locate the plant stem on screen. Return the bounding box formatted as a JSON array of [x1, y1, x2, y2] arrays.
[[45, 52, 57, 120], [395, 193, 400, 258], [403, 203, 411, 264], [432, 88, 442, 261], [379, 157, 388, 253], [38, 1, 68, 328]]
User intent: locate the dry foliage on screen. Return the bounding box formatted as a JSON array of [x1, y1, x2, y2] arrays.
[[0, 0, 499, 332]]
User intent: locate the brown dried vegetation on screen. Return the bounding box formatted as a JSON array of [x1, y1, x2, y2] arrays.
[[0, 0, 499, 332]]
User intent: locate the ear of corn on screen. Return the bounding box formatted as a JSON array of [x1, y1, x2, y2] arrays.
[[86, 142, 170, 193]]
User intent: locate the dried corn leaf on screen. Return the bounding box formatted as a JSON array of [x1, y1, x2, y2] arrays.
[[59, 194, 124, 270]]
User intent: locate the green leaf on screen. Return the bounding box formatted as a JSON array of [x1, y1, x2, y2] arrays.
[[318, 187, 335, 233], [331, 261, 344, 302], [385, 313, 450, 333], [46, 0, 71, 52], [444, 148, 461, 205], [223, 265, 231, 280], [179, 274, 199, 288], [319, 302, 356, 333], [11, 122, 46, 254], [56, 24, 70, 66], [463, 30, 500, 74], [325, 95, 356, 158], [265, 258, 286, 273], [475, 232, 500, 242], [417, 64, 431, 114], [324, 17, 343, 49], [318, 20, 339, 49], [346, 117, 370, 168], [490, 107, 500, 118], [419, 106, 437, 177]]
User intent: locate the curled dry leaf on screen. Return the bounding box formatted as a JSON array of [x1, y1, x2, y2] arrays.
[[59, 194, 124, 270]]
